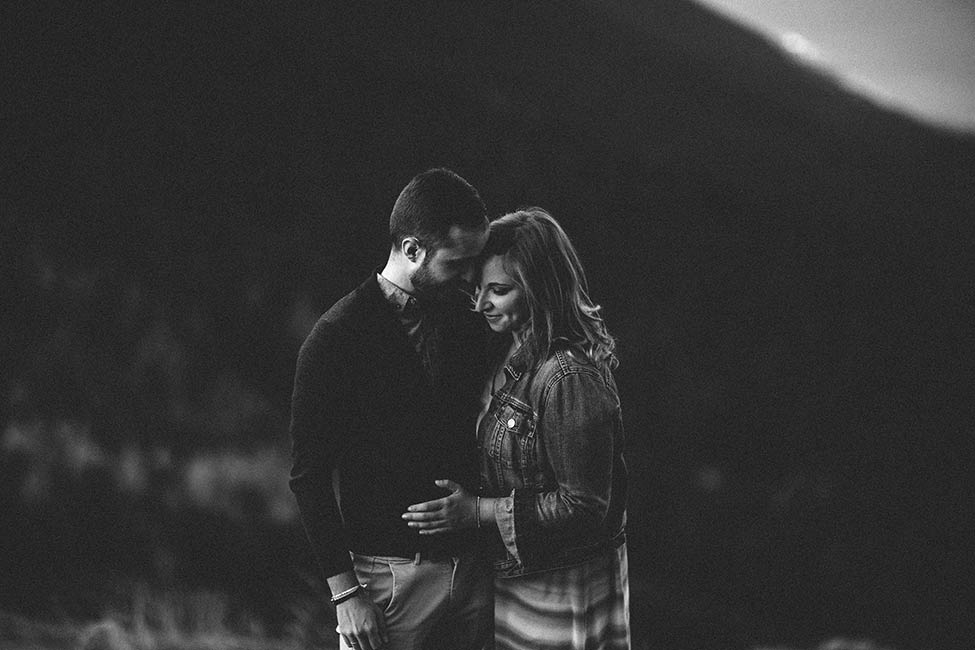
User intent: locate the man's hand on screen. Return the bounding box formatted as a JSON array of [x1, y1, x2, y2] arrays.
[[336, 591, 387, 650], [401, 479, 476, 534]]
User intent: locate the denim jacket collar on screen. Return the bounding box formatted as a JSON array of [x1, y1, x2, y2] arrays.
[[504, 343, 530, 381], [503, 337, 576, 382]]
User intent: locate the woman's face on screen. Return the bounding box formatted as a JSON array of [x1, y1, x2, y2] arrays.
[[475, 254, 527, 335]]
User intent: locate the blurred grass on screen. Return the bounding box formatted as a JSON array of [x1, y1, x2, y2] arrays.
[[1, 418, 296, 524], [1, 607, 902, 650], [0, 418, 332, 647], [0, 417, 914, 650], [1, 583, 335, 650]]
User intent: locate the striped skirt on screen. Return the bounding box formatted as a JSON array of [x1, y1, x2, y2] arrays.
[[494, 543, 630, 650]]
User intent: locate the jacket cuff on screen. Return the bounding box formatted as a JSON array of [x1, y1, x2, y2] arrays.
[[494, 492, 519, 563]]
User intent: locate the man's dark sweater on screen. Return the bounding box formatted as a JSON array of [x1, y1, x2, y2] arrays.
[[289, 273, 487, 579]]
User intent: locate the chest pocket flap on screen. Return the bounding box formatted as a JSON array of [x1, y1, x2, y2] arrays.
[[493, 402, 535, 437]]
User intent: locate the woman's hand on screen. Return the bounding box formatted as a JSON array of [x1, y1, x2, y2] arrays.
[[401, 479, 476, 534]]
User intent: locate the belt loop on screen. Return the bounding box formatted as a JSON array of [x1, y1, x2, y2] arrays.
[[413, 552, 421, 565]]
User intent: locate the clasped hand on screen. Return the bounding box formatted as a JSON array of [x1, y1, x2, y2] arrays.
[[401, 479, 476, 534]]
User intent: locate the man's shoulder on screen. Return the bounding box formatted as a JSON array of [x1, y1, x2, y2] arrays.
[[320, 275, 383, 325], [301, 276, 384, 347]]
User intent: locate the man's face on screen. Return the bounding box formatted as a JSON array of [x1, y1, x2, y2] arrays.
[[410, 224, 488, 301]]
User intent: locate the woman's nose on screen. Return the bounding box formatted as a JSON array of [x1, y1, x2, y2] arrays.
[[474, 290, 490, 312]]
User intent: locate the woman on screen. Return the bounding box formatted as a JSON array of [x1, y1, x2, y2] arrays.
[[402, 208, 630, 649]]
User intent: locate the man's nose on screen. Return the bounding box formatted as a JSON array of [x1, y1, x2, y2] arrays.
[[459, 263, 475, 285]]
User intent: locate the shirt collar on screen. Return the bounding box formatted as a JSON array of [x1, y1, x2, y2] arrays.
[[376, 273, 420, 316]]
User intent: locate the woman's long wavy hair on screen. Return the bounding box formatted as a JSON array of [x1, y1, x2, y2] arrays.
[[480, 208, 617, 371]]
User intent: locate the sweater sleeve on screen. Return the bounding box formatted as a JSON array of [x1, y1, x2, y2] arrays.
[[288, 317, 355, 580]]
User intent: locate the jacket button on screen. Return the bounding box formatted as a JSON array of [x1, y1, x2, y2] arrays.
[[507, 418, 516, 427]]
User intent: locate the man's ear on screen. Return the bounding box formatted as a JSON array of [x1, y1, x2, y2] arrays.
[[402, 237, 422, 263]]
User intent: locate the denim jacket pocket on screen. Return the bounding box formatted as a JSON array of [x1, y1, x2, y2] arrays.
[[486, 399, 536, 471]]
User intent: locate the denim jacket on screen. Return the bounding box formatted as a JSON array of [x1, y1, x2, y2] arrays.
[[478, 341, 627, 578]]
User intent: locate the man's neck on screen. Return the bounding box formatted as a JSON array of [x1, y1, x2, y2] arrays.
[[380, 254, 414, 294]]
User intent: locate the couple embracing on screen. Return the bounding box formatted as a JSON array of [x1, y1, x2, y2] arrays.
[[289, 168, 630, 650]]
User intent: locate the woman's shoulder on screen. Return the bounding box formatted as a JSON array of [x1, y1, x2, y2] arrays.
[[533, 348, 620, 410], [537, 344, 609, 382]]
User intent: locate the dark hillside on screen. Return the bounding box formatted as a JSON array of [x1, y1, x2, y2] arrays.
[[3, 1, 973, 648]]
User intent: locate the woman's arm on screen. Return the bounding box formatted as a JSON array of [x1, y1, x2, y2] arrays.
[[401, 368, 621, 554], [401, 479, 502, 534], [507, 369, 619, 544]]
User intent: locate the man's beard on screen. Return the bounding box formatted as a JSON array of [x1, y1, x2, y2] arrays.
[[410, 262, 466, 303]]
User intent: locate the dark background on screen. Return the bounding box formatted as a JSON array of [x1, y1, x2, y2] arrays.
[[3, 2, 974, 649]]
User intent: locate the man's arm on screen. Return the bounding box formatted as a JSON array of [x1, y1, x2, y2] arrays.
[[290, 317, 389, 650], [289, 317, 355, 579], [328, 570, 388, 650]]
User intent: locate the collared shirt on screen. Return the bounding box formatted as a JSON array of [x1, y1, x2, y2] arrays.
[[376, 273, 442, 386]]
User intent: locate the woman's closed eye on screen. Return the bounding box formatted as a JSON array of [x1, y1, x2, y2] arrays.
[[475, 284, 510, 298]]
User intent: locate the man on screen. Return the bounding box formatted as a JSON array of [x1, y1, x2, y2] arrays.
[[289, 168, 492, 650]]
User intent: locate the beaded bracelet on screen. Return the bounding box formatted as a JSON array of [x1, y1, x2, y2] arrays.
[[330, 584, 365, 605], [475, 496, 482, 529]]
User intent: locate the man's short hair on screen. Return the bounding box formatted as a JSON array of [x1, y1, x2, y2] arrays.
[[389, 168, 487, 250]]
